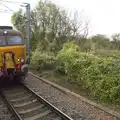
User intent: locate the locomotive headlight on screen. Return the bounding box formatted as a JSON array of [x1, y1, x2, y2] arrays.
[[20, 58, 24, 63], [4, 31, 7, 34], [18, 58, 24, 63], [18, 58, 20, 62]]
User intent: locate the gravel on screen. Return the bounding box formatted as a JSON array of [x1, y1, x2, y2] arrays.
[[0, 96, 15, 120], [24, 74, 119, 120]]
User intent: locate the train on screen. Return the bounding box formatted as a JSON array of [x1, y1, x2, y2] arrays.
[[0, 26, 28, 83]]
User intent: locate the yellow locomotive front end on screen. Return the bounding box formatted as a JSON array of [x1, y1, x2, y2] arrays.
[[0, 26, 28, 82]]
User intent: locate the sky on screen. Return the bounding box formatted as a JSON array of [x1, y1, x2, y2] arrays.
[[0, 0, 120, 36], [0, 0, 38, 26]]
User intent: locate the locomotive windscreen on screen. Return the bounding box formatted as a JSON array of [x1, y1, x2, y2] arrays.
[[0, 35, 23, 46], [0, 36, 5, 45], [7, 36, 23, 45]]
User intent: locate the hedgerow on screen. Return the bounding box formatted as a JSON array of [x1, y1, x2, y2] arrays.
[[57, 42, 120, 103]]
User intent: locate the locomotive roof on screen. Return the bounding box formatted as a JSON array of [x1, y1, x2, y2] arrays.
[[0, 26, 13, 29]]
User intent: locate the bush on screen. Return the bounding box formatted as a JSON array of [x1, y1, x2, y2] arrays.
[[57, 42, 120, 103], [57, 42, 97, 81], [56, 41, 80, 77], [31, 49, 56, 71], [55, 61, 65, 74], [31, 41, 120, 104], [85, 58, 120, 103]]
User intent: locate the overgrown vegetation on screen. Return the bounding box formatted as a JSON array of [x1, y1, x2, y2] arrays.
[[11, 0, 120, 104], [31, 50, 56, 71], [57, 42, 120, 103]]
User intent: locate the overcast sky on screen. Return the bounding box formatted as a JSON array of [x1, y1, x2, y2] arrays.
[[0, 0, 37, 26], [0, 0, 120, 36]]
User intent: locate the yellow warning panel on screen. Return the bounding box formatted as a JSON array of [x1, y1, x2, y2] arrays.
[[5, 53, 15, 68], [0, 53, 3, 67], [0, 46, 26, 64]]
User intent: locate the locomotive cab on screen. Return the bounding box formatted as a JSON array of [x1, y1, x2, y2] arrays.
[[0, 26, 28, 82]]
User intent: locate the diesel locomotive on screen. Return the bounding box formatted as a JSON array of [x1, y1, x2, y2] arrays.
[[0, 26, 28, 82]]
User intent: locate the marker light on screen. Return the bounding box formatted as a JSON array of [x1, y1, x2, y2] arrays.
[[18, 58, 20, 62]]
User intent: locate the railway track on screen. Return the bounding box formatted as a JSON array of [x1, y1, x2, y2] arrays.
[[0, 83, 73, 120]]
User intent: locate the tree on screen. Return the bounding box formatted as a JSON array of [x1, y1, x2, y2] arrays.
[[111, 33, 120, 50], [91, 34, 110, 51], [11, 9, 26, 36], [70, 11, 89, 39], [11, 0, 89, 53]]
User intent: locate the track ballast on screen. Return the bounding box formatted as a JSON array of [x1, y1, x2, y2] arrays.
[[0, 83, 73, 120]]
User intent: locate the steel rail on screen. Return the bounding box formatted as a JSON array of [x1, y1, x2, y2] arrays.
[[0, 89, 23, 120], [0, 83, 73, 120], [23, 83, 73, 120]]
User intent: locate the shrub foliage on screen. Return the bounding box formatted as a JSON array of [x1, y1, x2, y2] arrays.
[[31, 42, 120, 104], [31, 49, 56, 71], [57, 42, 120, 103]]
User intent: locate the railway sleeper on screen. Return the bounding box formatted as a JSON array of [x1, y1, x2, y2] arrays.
[[0, 84, 73, 120]]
